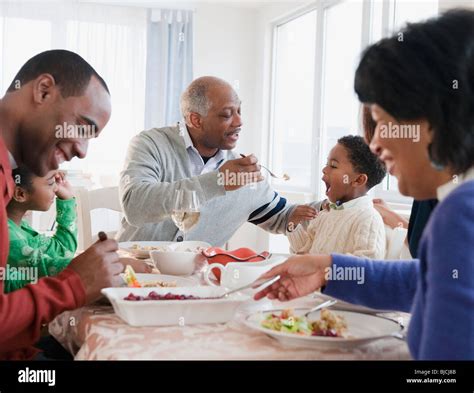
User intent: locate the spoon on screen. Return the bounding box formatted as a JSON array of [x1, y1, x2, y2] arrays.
[[303, 299, 338, 318], [240, 154, 290, 181], [213, 275, 281, 299]]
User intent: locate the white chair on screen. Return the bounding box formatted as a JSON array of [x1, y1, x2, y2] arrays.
[[385, 225, 410, 259], [74, 186, 122, 251]]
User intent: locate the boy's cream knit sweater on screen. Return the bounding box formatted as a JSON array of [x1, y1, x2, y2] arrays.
[[287, 195, 386, 259]]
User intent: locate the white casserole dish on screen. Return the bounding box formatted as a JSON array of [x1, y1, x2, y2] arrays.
[[101, 286, 249, 327]]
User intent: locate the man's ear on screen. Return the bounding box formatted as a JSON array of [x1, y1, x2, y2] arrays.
[[12, 186, 29, 203], [188, 112, 203, 130], [353, 173, 368, 188], [32, 74, 57, 105]]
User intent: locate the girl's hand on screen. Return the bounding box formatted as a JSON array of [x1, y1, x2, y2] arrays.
[[55, 171, 74, 200], [372, 198, 389, 209], [119, 257, 154, 274], [253, 254, 333, 302], [373, 198, 408, 229]]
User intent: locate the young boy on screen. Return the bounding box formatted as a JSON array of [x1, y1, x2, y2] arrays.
[[287, 135, 387, 259], [5, 167, 151, 293]]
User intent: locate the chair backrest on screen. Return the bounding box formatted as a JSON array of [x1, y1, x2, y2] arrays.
[[74, 186, 122, 251], [384, 225, 409, 260]]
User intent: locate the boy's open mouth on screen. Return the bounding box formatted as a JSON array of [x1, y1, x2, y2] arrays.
[[323, 178, 331, 195]]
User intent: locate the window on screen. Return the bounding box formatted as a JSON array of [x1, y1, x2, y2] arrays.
[[0, 3, 147, 234], [393, 0, 439, 28], [267, 0, 438, 252], [268, 0, 439, 203], [318, 0, 364, 199], [65, 18, 146, 180], [270, 9, 317, 192], [375, 0, 439, 198], [0, 2, 148, 184], [0, 17, 52, 91]]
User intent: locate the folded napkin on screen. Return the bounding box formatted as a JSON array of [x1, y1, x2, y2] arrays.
[[202, 247, 270, 281]]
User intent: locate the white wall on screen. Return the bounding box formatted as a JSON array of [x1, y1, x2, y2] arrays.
[[192, 3, 259, 250], [193, 1, 307, 162], [193, 3, 259, 155], [439, 0, 474, 10], [193, 1, 307, 251]]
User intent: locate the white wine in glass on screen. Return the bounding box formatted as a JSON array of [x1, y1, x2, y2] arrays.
[[171, 210, 201, 232], [171, 190, 200, 241]]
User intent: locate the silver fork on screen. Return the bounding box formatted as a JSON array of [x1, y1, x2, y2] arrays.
[[240, 154, 289, 181], [303, 299, 338, 318], [213, 275, 281, 299]]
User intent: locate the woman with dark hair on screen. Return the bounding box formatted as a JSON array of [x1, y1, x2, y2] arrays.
[[255, 9, 474, 360], [362, 105, 438, 258]]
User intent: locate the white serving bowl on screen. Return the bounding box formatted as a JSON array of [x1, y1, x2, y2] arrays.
[[149, 251, 198, 276], [149, 241, 211, 276], [101, 286, 249, 326]]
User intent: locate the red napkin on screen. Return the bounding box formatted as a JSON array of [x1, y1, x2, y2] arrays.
[[203, 247, 270, 281]]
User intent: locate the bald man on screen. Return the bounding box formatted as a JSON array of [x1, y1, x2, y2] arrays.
[[117, 76, 313, 245]]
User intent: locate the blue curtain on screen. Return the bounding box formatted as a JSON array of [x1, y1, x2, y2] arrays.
[[145, 9, 193, 129]]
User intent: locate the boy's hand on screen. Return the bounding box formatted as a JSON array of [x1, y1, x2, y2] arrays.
[[321, 199, 330, 211], [55, 171, 74, 200], [287, 205, 318, 232]]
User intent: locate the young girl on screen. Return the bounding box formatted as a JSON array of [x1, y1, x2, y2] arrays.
[[5, 168, 78, 292], [5, 167, 151, 293]]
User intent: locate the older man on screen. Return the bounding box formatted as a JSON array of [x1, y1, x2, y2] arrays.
[[118, 76, 315, 245], [0, 50, 122, 359]]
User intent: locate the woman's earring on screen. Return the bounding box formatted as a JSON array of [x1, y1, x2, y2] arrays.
[[427, 143, 445, 171]]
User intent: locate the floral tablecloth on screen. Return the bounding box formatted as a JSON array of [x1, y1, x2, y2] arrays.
[[49, 294, 411, 360]]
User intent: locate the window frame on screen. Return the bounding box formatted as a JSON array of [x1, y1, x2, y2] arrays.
[[267, 0, 436, 206], [266, 1, 320, 195]]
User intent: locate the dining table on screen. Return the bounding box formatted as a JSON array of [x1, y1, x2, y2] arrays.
[[49, 254, 412, 360]]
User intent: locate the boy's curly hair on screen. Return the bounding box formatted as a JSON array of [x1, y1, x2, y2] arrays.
[[338, 135, 386, 190]]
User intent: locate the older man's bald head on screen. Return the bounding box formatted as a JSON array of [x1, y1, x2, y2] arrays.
[[180, 76, 239, 120]]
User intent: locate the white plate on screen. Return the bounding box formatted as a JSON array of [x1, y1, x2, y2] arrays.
[[133, 273, 198, 287], [313, 292, 395, 314], [102, 286, 249, 327], [244, 308, 403, 349], [119, 241, 174, 259]]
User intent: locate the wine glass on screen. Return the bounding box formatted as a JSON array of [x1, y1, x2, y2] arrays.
[[171, 190, 200, 241]]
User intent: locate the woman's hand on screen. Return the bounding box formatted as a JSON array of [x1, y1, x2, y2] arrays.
[[55, 171, 74, 200], [253, 254, 333, 302]]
